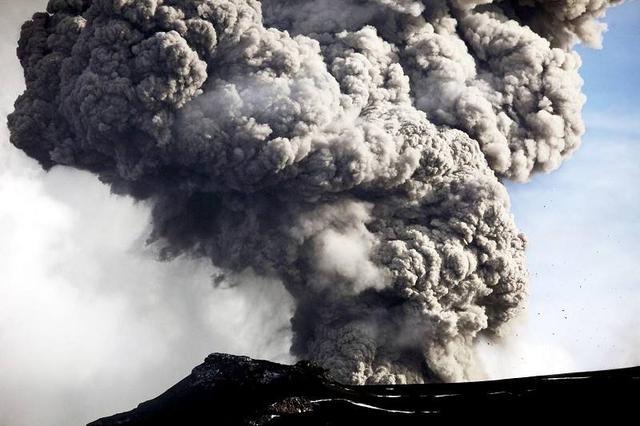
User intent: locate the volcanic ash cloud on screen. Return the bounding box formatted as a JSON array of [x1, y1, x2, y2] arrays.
[[8, 0, 620, 384]]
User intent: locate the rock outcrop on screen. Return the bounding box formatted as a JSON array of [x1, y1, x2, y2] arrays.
[[89, 353, 639, 425]]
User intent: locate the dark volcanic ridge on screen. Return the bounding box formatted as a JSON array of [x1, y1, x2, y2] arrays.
[[90, 353, 640, 425]]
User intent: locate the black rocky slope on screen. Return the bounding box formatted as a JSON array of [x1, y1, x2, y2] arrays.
[[90, 353, 639, 425]]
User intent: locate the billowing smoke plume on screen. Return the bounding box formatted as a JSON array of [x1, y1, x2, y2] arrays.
[[7, 0, 620, 384]]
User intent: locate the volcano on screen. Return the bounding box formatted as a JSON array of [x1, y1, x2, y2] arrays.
[[89, 353, 639, 425]]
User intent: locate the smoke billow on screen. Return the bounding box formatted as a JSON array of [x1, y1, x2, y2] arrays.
[[7, 0, 620, 384]]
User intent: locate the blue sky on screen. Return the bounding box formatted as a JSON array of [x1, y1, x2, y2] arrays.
[[478, 1, 640, 377]]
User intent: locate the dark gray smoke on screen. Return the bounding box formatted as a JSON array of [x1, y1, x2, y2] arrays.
[[7, 0, 620, 384]]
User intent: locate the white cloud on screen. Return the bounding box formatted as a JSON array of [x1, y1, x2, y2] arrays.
[[0, 4, 293, 424], [0, 140, 295, 425]]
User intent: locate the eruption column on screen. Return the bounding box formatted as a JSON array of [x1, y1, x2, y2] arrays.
[[8, 0, 621, 384]]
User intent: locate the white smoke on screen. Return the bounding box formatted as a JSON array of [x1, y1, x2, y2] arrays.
[[0, 5, 293, 425]]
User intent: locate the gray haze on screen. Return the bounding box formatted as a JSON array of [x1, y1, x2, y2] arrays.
[[6, 0, 621, 388]]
